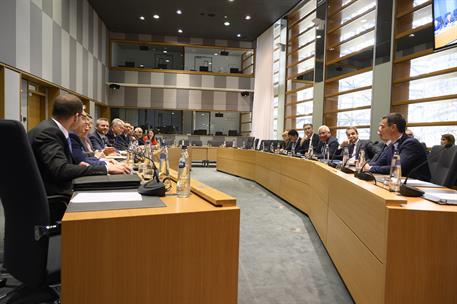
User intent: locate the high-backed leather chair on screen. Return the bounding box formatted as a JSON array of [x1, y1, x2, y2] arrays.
[[0, 120, 61, 303], [428, 145, 457, 187]]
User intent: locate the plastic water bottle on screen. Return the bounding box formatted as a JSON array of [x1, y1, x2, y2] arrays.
[[159, 145, 170, 179], [307, 143, 314, 159], [270, 142, 274, 153], [342, 146, 349, 167], [389, 151, 402, 192], [292, 142, 296, 155], [232, 139, 237, 148], [261, 141, 265, 151], [223, 140, 226, 147], [177, 145, 191, 198], [242, 141, 246, 149], [356, 149, 366, 173]]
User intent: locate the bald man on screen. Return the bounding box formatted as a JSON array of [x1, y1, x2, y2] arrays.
[[315, 125, 339, 159]]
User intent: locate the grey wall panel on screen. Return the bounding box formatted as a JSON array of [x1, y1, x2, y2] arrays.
[[52, 21, 62, 84], [0, 0, 17, 66], [30, 2, 43, 76]]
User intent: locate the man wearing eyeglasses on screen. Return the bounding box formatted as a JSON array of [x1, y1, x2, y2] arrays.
[[28, 94, 129, 199]]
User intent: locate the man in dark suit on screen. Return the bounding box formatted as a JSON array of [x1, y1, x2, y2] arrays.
[[285, 129, 302, 154], [107, 118, 129, 150], [134, 127, 145, 145], [315, 125, 339, 159], [298, 123, 320, 153], [89, 117, 110, 151], [335, 127, 377, 162], [28, 94, 129, 198], [365, 113, 430, 181]]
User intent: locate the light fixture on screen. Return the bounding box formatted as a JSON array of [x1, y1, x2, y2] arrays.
[[316, 35, 322, 39], [237, 33, 241, 38], [153, 14, 160, 19], [409, 33, 415, 37], [245, 15, 251, 20], [228, 0, 235, 2], [166, 59, 170, 63], [139, 16, 145, 21], [178, 29, 183, 33], [224, 21, 230, 26], [139, 64, 144, 67], [163, 50, 168, 53], [176, 9, 182, 15], [214, 53, 218, 56]]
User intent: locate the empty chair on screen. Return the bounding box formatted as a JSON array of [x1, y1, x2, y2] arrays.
[[191, 140, 203, 146], [176, 139, 190, 146], [428, 145, 457, 187], [207, 140, 224, 147], [0, 120, 61, 303], [228, 130, 238, 136], [215, 131, 223, 136]]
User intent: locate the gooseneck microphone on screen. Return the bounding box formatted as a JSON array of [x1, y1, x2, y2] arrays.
[[399, 144, 449, 197]]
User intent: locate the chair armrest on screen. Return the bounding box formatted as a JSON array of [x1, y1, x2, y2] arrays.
[[47, 195, 70, 207], [34, 223, 61, 241]]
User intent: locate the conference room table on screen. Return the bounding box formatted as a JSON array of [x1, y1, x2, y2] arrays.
[[168, 146, 219, 168], [61, 169, 240, 304], [217, 148, 457, 304]]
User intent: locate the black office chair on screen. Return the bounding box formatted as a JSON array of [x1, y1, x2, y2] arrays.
[[0, 120, 61, 303], [215, 131, 223, 136], [207, 140, 224, 147], [191, 140, 203, 146], [228, 130, 238, 136], [428, 145, 457, 187]]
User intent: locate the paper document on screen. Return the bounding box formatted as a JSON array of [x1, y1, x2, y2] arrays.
[[71, 192, 142, 203], [404, 179, 442, 188]]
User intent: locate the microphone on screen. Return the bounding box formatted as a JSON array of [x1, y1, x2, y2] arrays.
[[354, 160, 375, 181], [399, 145, 448, 197], [326, 146, 340, 167]]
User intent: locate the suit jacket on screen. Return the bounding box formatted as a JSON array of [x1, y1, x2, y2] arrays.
[[299, 133, 320, 153], [28, 119, 107, 196], [336, 139, 370, 160], [107, 130, 129, 150], [367, 141, 386, 162], [285, 138, 302, 152], [369, 134, 430, 181], [315, 136, 339, 159], [89, 131, 107, 151], [70, 133, 106, 166]]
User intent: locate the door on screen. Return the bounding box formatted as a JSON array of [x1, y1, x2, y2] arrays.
[[27, 92, 45, 130]]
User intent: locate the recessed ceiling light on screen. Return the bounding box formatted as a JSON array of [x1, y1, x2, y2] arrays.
[[228, 0, 235, 2], [224, 21, 230, 26], [237, 33, 241, 37], [176, 10, 182, 15], [245, 15, 251, 20], [316, 35, 322, 39], [409, 33, 415, 37], [209, 62, 212, 65], [139, 16, 145, 21], [139, 64, 144, 67], [166, 59, 170, 63], [214, 53, 218, 56], [178, 29, 183, 33], [163, 50, 168, 53], [153, 14, 160, 19]]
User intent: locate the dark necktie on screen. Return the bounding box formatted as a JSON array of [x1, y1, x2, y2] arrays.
[[66, 137, 72, 153]]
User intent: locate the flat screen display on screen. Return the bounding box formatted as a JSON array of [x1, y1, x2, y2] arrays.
[[433, 0, 457, 49]]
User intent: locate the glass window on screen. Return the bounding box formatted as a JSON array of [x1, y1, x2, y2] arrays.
[[338, 31, 375, 57], [409, 48, 457, 77], [297, 87, 314, 101], [338, 10, 376, 43], [297, 101, 313, 115], [408, 73, 457, 100], [411, 5, 433, 29], [337, 109, 371, 126], [338, 71, 373, 91], [408, 99, 457, 123], [337, 89, 372, 109], [296, 116, 313, 127], [339, 0, 376, 25], [409, 126, 457, 147]]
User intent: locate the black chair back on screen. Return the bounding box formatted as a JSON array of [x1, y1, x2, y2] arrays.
[[0, 120, 50, 287], [191, 140, 203, 146], [207, 140, 224, 147], [428, 145, 457, 187]]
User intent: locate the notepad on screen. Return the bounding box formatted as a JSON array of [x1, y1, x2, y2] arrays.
[[71, 192, 142, 203]]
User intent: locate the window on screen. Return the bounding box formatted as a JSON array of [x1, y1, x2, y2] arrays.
[[393, 0, 457, 147]]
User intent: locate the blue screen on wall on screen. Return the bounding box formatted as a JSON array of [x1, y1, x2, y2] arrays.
[[433, 0, 457, 49]]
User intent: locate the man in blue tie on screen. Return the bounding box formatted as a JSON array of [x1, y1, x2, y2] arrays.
[[28, 94, 129, 198], [364, 113, 430, 181]]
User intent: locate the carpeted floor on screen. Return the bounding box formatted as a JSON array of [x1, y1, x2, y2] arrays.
[[191, 167, 354, 304]]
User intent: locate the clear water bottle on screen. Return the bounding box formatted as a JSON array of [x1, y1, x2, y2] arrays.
[[389, 151, 402, 192], [307, 143, 314, 159], [261, 141, 265, 151], [232, 139, 237, 148], [356, 149, 366, 173], [242, 141, 246, 149], [159, 145, 170, 179], [223, 140, 226, 147], [342, 146, 349, 167], [292, 142, 296, 155], [177, 145, 191, 198], [270, 142, 274, 153]]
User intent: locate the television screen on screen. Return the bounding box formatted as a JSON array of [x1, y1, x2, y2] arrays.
[[433, 0, 457, 49]]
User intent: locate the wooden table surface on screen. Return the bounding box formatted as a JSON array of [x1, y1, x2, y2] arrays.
[[217, 148, 457, 304], [61, 172, 240, 304]]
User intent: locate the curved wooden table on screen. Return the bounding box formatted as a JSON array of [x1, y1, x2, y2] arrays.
[[217, 148, 457, 304]]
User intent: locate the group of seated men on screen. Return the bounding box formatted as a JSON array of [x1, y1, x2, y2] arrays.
[[280, 113, 451, 182], [28, 94, 151, 201]]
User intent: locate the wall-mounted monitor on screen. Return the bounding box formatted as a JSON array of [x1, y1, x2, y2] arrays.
[[433, 0, 457, 50]]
